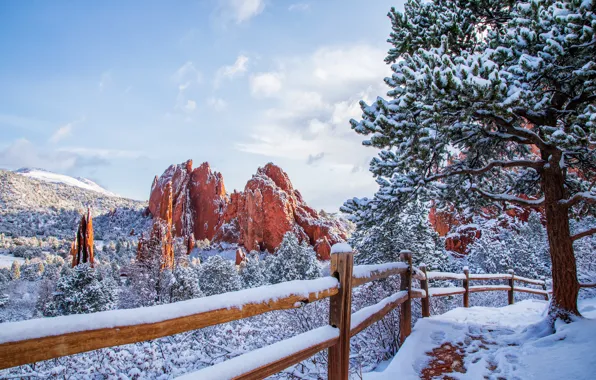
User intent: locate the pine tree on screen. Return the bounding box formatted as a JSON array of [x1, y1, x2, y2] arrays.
[[199, 255, 242, 296], [350, 202, 451, 271], [171, 265, 203, 302], [344, 0, 596, 320], [240, 251, 267, 288], [10, 261, 20, 280], [266, 233, 321, 284], [467, 212, 551, 279], [46, 263, 117, 316]]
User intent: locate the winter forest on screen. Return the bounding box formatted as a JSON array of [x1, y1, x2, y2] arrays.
[[1, 1, 596, 379]]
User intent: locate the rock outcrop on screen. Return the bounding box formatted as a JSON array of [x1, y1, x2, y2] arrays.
[[147, 161, 348, 259], [71, 208, 94, 267], [138, 182, 175, 269], [429, 202, 542, 255]]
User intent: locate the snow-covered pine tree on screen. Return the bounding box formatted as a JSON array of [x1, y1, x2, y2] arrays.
[[240, 251, 267, 288], [344, 0, 596, 320], [47, 263, 117, 316], [199, 255, 242, 296], [10, 261, 20, 280], [171, 265, 203, 302], [266, 232, 321, 284], [467, 212, 551, 279], [350, 201, 451, 271]]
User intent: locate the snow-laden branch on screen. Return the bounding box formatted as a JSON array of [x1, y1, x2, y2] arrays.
[[476, 110, 553, 152], [560, 192, 596, 208], [470, 185, 545, 207], [571, 227, 596, 241], [426, 159, 544, 182]]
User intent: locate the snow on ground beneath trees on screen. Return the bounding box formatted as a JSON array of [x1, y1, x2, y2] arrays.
[[0, 254, 24, 269], [0, 277, 339, 345], [365, 298, 596, 380]]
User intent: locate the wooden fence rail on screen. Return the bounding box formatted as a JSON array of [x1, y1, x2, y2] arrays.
[[0, 247, 553, 380]]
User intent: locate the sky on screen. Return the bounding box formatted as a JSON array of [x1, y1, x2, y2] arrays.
[[0, 0, 404, 212]]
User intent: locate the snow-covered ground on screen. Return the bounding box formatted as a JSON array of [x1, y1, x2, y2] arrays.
[[14, 168, 118, 197], [366, 298, 596, 380], [0, 254, 25, 269]]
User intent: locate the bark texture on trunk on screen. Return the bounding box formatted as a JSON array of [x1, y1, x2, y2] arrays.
[[542, 153, 581, 320]]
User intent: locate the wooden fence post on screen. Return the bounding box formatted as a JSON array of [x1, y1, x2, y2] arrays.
[[328, 249, 354, 380], [508, 269, 515, 305], [419, 264, 431, 318], [541, 276, 549, 301], [399, 250, 413, 345], [463, 266, 470, 308]]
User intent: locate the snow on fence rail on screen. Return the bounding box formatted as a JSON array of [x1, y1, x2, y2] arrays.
[[0, 245, 553, 379], [0, 277, 339, 370]]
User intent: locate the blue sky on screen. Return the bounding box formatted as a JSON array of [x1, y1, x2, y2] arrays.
[[0, 0, 404, 211]]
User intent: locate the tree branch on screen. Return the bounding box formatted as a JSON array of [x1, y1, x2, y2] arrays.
[[571, 227, 596, 241], [426, 159, 544, 182], [559, 192, 596, 208], [470, 185, 545, 207]]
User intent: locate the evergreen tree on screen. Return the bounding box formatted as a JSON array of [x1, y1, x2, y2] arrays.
[[46, 263, 117, 316], [240, 251, 267, 288], [351, 202, 451, 271], [467, 212, 551, 279], [199, 255, 242, 296], [343, 0, 596, 319], [266, 233, 321, 284], [171, 265, 203, 302], [10, 261, 20, 280]]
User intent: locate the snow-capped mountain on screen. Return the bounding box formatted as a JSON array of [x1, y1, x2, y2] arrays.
[[0, 169, 150, 240], [14, 168, 118, 197]]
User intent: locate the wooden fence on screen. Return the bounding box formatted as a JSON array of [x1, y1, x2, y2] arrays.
[[0, 249, 557, 379]]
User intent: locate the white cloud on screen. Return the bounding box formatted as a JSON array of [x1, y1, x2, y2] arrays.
[[250, 72, 283, 97], [0, 139, 109, 172], [58, 147, 145, 159], [289, 3, 310, 12], [184, 100, 197, 112], [173, 61, 202, 84], [224, 0, 265, 24], [235, 43, 389, 189], [207, 97, 228, 111], [215, 55, 249, 87], [99, 71, 112, 92], [49, 118, 84, 144]]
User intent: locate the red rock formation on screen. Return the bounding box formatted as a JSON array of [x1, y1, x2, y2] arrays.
[[138, 183, 175, 270], [148, 161, 348, 259], [71, 209, 94, 267], [235, 248, 246, 265], [215, 163, 347, 259], [429, 202, 543, 255], [189, 162, 228, 241]]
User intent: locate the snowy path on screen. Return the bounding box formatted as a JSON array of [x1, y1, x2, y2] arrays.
[[365, 299, 596, 380]]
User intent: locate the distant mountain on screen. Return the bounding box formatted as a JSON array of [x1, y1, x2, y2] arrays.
[[14, 168, 118, 197], [0, 169, 151, 240]]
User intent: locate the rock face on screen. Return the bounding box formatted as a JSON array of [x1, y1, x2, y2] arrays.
[[148, 160, 227, 241], [147, 161, 348, 260], [71, 209, 94, 267], [138, 182, 175, 269], [429, 203, 542, 255]]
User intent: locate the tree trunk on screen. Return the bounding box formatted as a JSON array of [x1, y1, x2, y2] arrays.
[[542, 154, 581, 321]]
